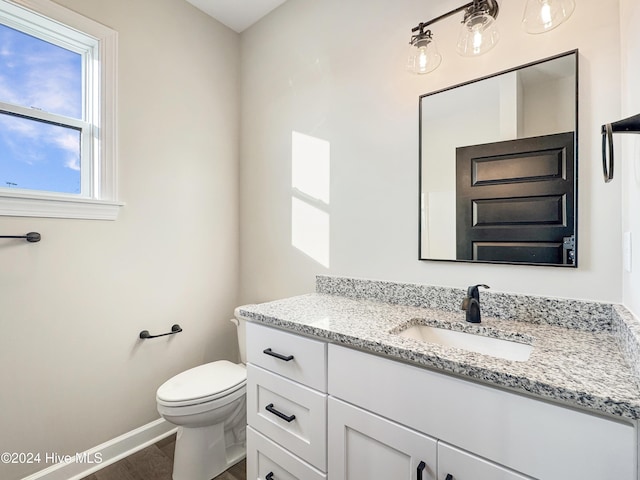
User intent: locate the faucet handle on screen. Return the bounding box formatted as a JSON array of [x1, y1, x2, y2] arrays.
[[461, 296, 471, 311], [466, 284, 490, 301]]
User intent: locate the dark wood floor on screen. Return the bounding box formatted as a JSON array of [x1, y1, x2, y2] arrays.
[[80, 434, 246, 480]]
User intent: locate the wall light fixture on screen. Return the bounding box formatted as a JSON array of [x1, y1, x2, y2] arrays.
[[408, 0, 575, 74]]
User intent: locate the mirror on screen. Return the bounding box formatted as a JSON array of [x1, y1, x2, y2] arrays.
[[419, 50, 578, 266]]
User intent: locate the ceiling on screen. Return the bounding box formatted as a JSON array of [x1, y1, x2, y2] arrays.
[[185, 0, 288, 33]]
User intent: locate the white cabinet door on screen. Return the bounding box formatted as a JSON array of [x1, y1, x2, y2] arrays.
[[328, 397, 437, 480], [437, 442, 533, 480]]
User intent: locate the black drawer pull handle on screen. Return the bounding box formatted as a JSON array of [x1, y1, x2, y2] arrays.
[[265, 473, 274, 480], [265, 403, 296, 422], [445, 475, 453, 480], [417, 461, 426, 480], [263, 348, 294, 362]]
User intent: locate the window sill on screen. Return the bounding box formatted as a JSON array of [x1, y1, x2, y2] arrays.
[[0, 192, 124, 220]]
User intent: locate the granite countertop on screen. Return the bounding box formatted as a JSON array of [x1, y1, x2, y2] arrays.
[[238, 276, 640, 421]]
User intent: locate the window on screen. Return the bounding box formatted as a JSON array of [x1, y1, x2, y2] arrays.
[[0, 0, 119, 219]]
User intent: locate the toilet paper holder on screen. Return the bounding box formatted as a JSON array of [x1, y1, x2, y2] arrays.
[[601, 112, 640, 183], [139, 324, 182, 339]]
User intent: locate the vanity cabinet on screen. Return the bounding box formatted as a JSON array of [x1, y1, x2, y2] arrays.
[[245, 322, 637, 480], [328, 344, 637, 480], [245, 322, 327, 480]]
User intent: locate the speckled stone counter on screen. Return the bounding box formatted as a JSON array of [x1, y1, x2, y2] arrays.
[[238, 276, 640, 420]]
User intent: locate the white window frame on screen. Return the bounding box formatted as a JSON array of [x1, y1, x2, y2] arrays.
[[0, 0, 121, 220]]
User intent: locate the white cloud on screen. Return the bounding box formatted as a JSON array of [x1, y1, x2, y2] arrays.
[[0, 76, 22, 105], [0, 26, 82, 119], [25, 52, 82, 118], [0, 113, 80, 170], [53, 130, 80, 152], [0, 113, 38, 137], [64, 154, 80, 171], [54, 131, 82, 171]]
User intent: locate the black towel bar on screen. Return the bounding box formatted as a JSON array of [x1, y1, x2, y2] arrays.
[[0, 232, 41, 242], [139, 324, 183, 339]]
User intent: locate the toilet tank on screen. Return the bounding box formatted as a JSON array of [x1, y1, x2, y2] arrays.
[[230, 312, 247, 364]]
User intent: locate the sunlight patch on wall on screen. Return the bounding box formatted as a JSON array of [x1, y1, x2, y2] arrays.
[[291, 197, 330, 267], [291, 131, 330, 267]]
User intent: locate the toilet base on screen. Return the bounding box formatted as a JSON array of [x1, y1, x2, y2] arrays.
[[172, 422, 246, 480]]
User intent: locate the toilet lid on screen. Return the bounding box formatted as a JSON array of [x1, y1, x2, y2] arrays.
[[156, 360, 246, 404]]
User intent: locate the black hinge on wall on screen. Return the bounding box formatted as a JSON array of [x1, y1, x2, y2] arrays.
[[563, 235, 576, 265]]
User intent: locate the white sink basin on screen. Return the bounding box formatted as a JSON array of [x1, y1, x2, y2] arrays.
[[396, 324, 533, 362]]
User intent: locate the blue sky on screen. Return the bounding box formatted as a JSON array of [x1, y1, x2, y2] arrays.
[[0, 22, 83, 194]]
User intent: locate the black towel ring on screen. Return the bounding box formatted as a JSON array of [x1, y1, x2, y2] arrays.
[[601, 112, 640, 183], [602, 123, 614, 183]]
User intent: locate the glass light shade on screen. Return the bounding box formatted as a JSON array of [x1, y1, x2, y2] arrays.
[[522, 0, 575, 34], [407, 39, 442, 74], [456, 12, 499, 57]]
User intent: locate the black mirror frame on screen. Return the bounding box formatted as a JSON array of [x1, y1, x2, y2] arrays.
[[418, 49, 579, 267]]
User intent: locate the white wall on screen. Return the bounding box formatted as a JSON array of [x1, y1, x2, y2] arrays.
[[0, 0, 240, 478], [239, 0, 623, 303], [420, 77, 500, 258], [620, 1, 640, 319]]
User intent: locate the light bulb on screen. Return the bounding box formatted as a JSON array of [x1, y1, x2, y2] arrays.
[[472, 27, 483, 54], [418, 47, 429, 71], [407, 31, 441, 74], [540, 2, 552, 27], [457, 12, 499, 57], [522, 0, 575, 34]]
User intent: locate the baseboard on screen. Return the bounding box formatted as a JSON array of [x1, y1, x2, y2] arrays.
[[21, 418, 178, 480]]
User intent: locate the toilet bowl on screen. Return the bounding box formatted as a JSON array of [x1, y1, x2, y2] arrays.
[[156, 317, 247, 480]]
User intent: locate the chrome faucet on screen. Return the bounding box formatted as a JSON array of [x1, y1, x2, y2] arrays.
[[461, 284, 490, 323]]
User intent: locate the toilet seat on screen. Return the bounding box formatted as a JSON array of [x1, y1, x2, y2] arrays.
[[157, 360, 246, 408]]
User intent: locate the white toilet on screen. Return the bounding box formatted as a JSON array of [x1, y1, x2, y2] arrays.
[[156, 317, 247, 480]]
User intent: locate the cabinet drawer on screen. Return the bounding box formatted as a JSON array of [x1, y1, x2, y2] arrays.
[[329, 344, 636, 480], [246, 322, 327, 391], [247, 427, 326, 480], [247, 364, 327, 471], [438, 442, 532, 480]]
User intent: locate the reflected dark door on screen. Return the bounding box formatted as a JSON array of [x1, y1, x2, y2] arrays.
[[456, 132, 575, 265]]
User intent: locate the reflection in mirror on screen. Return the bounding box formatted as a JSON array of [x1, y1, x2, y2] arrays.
[[419, 50, 578, 266]]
